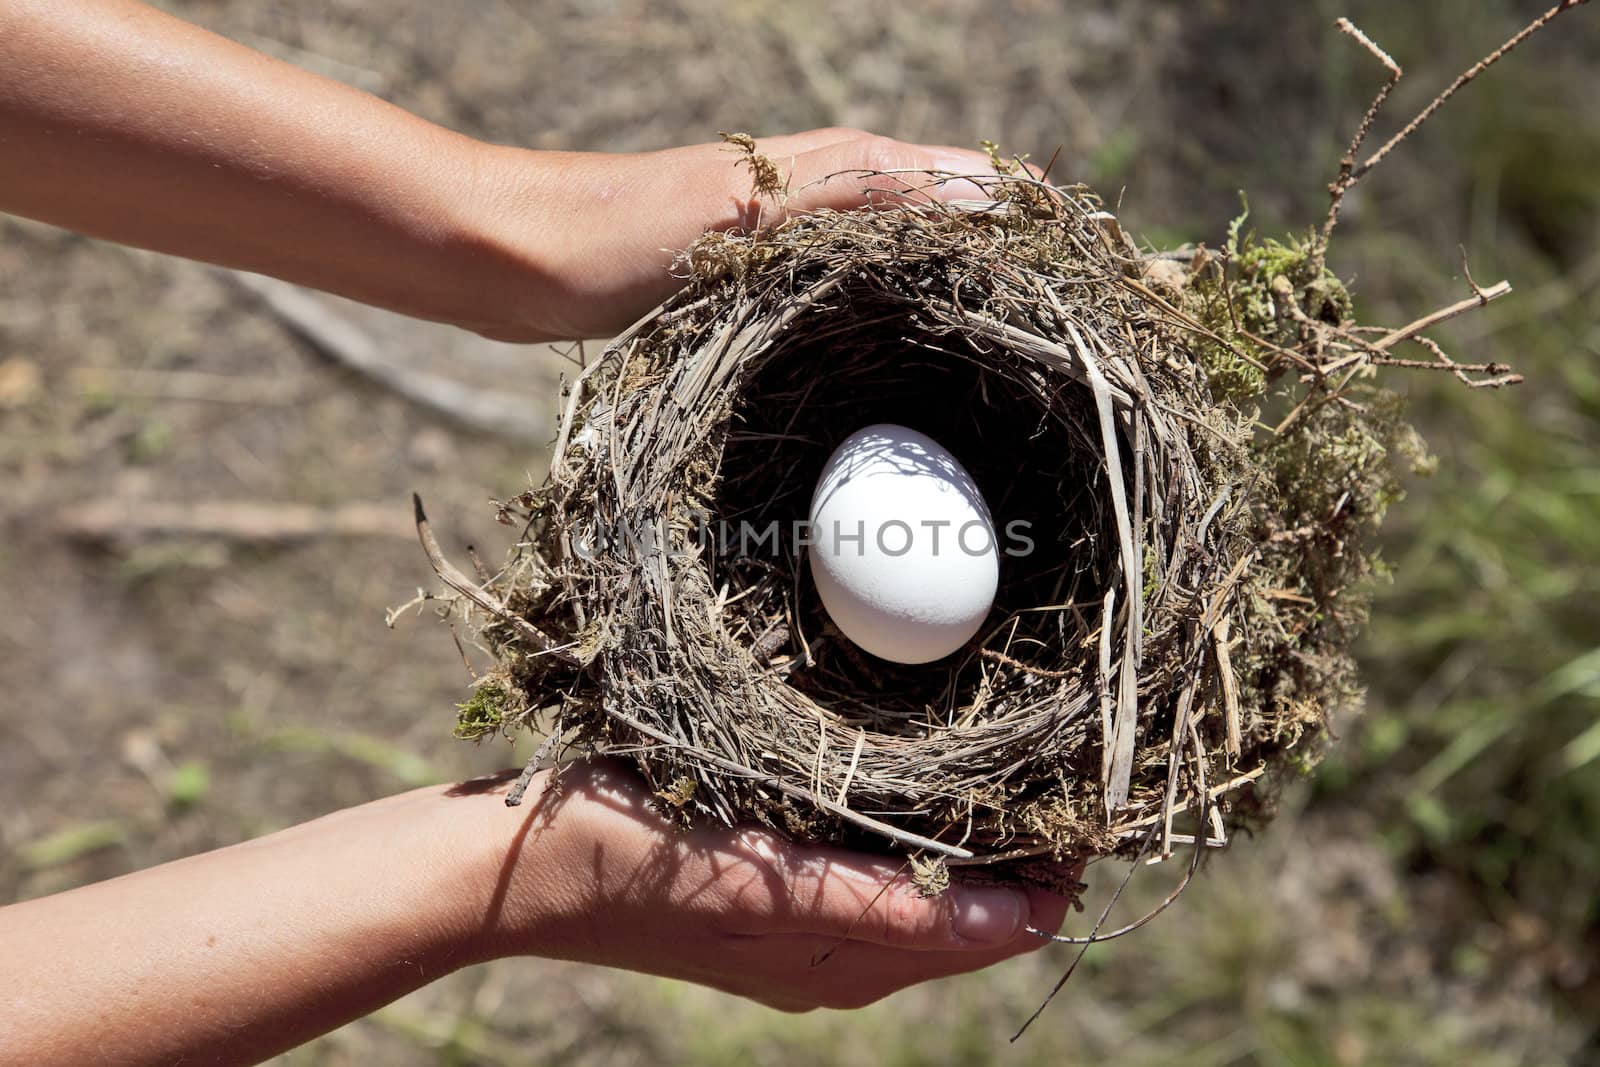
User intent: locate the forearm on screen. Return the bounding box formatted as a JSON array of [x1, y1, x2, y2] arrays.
[[0, 779, 528, 1066], [0, 2, 1000, 343], [0, 759, 1067, 1061], [0, 0, 538, 336]]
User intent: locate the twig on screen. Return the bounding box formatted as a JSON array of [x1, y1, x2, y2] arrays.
[[809, 856, 915, 967], [54, 499, 410, 543], [834, 730, 867, 806], [1273, 276, 1517, 435], [1408, 336, 1524, 388], [979, 647, 1077, 679], [1353, 1, 1590, 182], [1372, 279, 1513, 350], [413, 494, 579, 664], [1059, 316, 1142, 815], [1097, 587, 1118, 795], [1015, 718, 1217, 1040], [1319, 17, 1403, 263], [1011, 825, 1158, 1042], [1214, 616, 1243, 760], [1318, 2, 1588, 263], [505, 731, 563, 807], [231, 271, 548, 440]]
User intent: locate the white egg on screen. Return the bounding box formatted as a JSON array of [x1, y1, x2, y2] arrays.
[[807, 423, 999, 664]]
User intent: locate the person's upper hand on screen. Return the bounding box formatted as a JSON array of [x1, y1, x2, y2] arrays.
[[467, 129, 996, 342], [1, 4, 1003, 346], [459, 759, 1074, 1012]]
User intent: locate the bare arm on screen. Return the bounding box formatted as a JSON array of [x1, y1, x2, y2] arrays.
[[0, 0, 989, 342], [0, 761, 1068, 1065], [0, 8, 1055, 1060]]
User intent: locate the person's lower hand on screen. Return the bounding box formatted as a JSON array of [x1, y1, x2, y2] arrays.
[[461, 129, 998, 343], [457, 759, 1074, 1011]]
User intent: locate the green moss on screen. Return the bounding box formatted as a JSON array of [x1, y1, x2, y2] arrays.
[[1172, 191, 1442, 779], [1218, 387, 1438, 771], [1141, 533, 1161, 605], [979, 138, 1029, 175], [1267, 389, 1416, 531], [1183, 200, 1355, 406], [454, 680, 512, 741], [654, 775, 698, 809]]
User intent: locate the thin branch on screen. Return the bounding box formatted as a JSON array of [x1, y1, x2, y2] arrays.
[[1215, 616, 1243, 760], [505, 731, 564, 807], [1013, 718, 1217, 1041], [1408, 336, 1525, 388], [979, 646, 1078, 679], [1318, 2, 1587, 265], [1319, 17, 1403, 263], [55, 499, 410, 544], [1010, 827, 1157, 1042], [1372, 279, 1512, 350], [1353, 0, 1591, 181], [413, 494, 580, 664], [232, 271, 549, 440]]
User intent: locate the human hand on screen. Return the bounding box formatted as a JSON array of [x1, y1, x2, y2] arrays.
[[463, 130, 1000, 342], [0, 756, 1069, 1064], [459, 758, 1074, 1011], [1, 2, 1006, 346]]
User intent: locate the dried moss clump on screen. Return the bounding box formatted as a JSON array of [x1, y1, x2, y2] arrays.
[[429, 165, 1511, 890]]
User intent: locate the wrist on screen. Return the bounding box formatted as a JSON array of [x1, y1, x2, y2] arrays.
[[455, 140, 751, 342], [446, 141, 584, 342], [433, 769, 573, 966]]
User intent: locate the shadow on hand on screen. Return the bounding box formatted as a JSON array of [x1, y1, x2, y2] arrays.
[[451, 757, 1077, 977]]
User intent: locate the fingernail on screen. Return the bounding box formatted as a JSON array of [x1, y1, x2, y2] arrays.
[[951, 887, 1027, 945]]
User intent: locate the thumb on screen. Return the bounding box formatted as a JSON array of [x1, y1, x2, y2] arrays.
[[813, 867, 1032, 950], [729, 833, 1031, 949]]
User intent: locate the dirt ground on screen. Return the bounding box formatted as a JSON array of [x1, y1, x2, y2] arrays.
[[2, 2, 1596, 1064]]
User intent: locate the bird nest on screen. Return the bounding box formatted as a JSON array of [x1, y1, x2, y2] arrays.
[[421, 160, 1515, 893]]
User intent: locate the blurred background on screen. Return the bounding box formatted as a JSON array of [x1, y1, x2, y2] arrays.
[[1, 0, 1596, 1063]]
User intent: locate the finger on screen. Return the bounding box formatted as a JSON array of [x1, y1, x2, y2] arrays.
[[742, 128, 989, 178], [692, 970, 816, 1014], [753, 126, 871, 158], [816, 931, 1053, 996], [706, 930, 1053, 1011], [784, 137, 998, 211], [1018, 884, 1073, 949], [716, 831, 1030, 950]]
